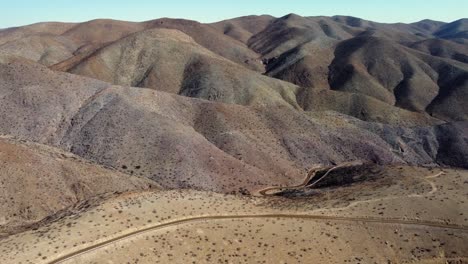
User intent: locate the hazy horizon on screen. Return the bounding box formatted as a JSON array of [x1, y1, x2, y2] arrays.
[[1, 0, 467, 28]]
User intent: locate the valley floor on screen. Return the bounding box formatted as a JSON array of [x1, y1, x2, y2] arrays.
[[1, 166, 467, 264]]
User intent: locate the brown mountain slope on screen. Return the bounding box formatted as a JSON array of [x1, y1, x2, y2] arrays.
[[0, 58, 466, 196], [143, 18, 264, 71], [297, 89, 441, 126], [249, 14, 436, 61], [0, 15, 466, 126], [251, 14, 436, 90], [0, 15, 467, 263], [55, 17, 264, 71], [329, 36, 439, 106], [0, 20, 145, 68], [0, 35, 77, 66], [328, 35, 468, 120], [332, 16, 444, 41], [58, 21, 443, 126], [248, 15, 466, 124], [248, 14, 354, 58], [434, 18, 468, 41], [263, 38, 338, 88], [411, 19, 447, 34], [0, 18, 263, 71], [409, 38, 468, 63], [0, 22, 76, 46], [60, 19, 144, 46], [63, 28, 299, 108], [0, 136, 156, 235], [210, 15, 275, 44]]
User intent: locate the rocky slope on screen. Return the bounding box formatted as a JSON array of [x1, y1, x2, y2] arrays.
[[0, 136, 156, 235], [0, 14, 466, 238], [0, 58, 466, 196], [1, 14, 466, 124]]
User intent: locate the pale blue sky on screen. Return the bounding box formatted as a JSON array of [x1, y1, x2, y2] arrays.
[[1, 0, 467, 28]]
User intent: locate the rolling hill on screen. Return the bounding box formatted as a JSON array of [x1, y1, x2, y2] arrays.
[[0, 135, 155, 235], [1, 14, 466, 124], [0, 13, 467, 263]]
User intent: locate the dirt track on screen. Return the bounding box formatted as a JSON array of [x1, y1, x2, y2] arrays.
[[256, 161, 363, 196], [48, 213, 468, 264]]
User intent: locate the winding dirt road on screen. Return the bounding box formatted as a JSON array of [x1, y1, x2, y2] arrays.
[[256, 161, 363, 196], [255, 165, 322, 196], [48, 213, 468, 264], [46, 168, 460, 264]]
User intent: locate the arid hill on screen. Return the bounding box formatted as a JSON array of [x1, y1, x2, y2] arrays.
[[0, 13, 467, 264], [2, 166, 467, 264], [434, 18, 468, 41], [62, 28, 298, 108], [0, 135, 156, 235], [0, 58, 467, 195], [1, 14, 466, 123], [0, 14, 466, 193]]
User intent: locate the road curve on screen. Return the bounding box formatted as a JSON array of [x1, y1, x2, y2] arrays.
[[48, 213, 468, 264], [256, 161, 363, 196], [256, 166, 322, 196]]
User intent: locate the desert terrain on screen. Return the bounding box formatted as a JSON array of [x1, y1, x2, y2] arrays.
[[1, 165, 467, 263], [0, 13, 467, 263]]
